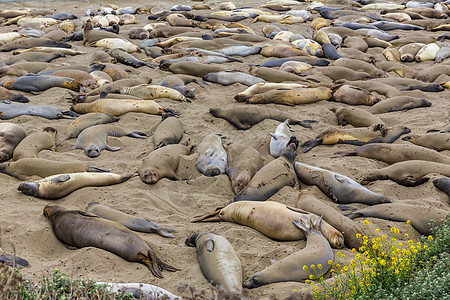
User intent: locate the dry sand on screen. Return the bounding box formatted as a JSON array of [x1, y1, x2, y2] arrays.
[[0, 0, 449, 298]]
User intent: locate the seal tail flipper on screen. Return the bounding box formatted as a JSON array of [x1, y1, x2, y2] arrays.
[[191, 208, 223, 222], [127, 131, 147, 139], [61, 110, 79, 118], [154, 227, 176, 238], [300, 138, 323, 153], [398, 175, 429, 187], [331, 150, 357, 158], [106, 146, 121, 152], [294, 119, 317, 129], [86, 166, 111, 172], [141, 250, 180, 278], [120, 173, 139, 182]]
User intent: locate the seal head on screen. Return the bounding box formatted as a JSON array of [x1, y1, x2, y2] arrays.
[[140, 169, 159, 184], [86, 144, 100, 158], [18, 182, 39, 196]]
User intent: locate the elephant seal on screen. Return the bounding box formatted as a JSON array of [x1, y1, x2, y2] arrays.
[[20, 172, 132, 199], [83, 19, 118, 44], [270, 119, 295, 158], [330, 107, 387, 135], [86, 202, 175, 238], [246, 87, 333, 105], [160, 61, 224, 78], [203, 71, 265, 87], [0, 87, 29, 103], [0, 101, 78, 120], [0, 62, 58, 77], [138, 144, 193, 184], [296, 191, 363, 249], [433, 177, 450, 197], [210, 106, 316, 130], [295, 161, 391, 205], [234, 82, 307, 102], [225, 144, 264, 195], [71, 99, 164, 116], [74, 124, 147, 158], [403, 132, 450, 151], [196, 133, 227, 177], [159, 74, 204, 99], [153, 113, 184, 149], [43, 70, 97, 89], [0, 123, 26, 162], [58, 113, 120, 145], [368, 96, 432, 114], [360, 160, 450, 186], [243, 215, 333, 288], [185, 232, 242, 291], [192, 201, 344, 248], [43, 204, 178, 278], [346, 203, 449, 236], [232, 143, 298, 202], [0, 253, 29, 268], [333, 143, 450, 165], [248, 66, 304, 83], [416, 43, 440, 62], [1, 74, 81, 93], [301, 66, 372, 81], [259, 57, 330, 68], [435, 44, 450, 63], [0, 158, 108, 180], [0, 37, 71, 52], [3, 52, 65, 65], [399, 43, 424, 62], [333, 58, 385, 78], [300, 125, 410, 152], [332, 85, 380, 105], [13, 127, 57, 161]]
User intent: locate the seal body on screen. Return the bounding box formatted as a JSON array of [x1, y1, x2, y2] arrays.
[[331, 107, 387, 134], [270, 119, 294, 158], [246, 87, 333, 105], [0, 122, 26, 162], [59, 113, 119, 144], [196, 133, 227, 177], [433, 177, 450, 197], [3, 74, 81, 93], [185, 232, 242, 291], [332, 85, 380, 105], [403, 132, 450, 151], [243, 215, 333, 288], [294, 161, 391, 205], [368, 96, 432, 114], [153, 115, 184, 148], [0, 101, 77, 120], [43, 204, 178, 277], [71, 99, 163, 116], [13, 127, 57, 161]]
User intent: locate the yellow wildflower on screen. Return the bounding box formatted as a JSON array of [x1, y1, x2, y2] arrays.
[[356, 233, 361, 238], [328, 260, 333, 265], [303, 265, 308, 271], [309, 275, 314, 280], [427, 235, 433, 241], [406, 220, 411, 225], [363, 220, 369, 226]]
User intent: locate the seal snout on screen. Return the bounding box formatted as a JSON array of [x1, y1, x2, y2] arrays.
[[205, 166, 221, 177], [18, 182, 39, 196], [86, 145, 100, 158], [141, 169, 159, 184]]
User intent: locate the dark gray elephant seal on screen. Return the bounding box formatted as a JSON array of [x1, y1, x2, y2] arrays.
[[210, 106, 316, 130], [160, 61, 224, 78], [360, 160, 450, 186], [185, 232, 242, 291], [225, 144, 264, 194], [13, 127, 57, 161], [294, 161, 391, 205], [0, 122, 26, 162], [433, 177, 450, 197], [1, 74, 81, 93], [0, 101, 78, 120], [74, 124, 147, 158], [153, 113, 184, 149], [86, 202, 175, 238], [232, 143, 298, 203], [346, 203, 449, 236]]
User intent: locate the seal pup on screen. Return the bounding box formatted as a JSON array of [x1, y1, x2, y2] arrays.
[[0, 123, 26, 162], [0, 158, 108, 180], [270, 119, 296, 158], [234, 82, 307, 102], [232, 143, 298, 203], [296, 191, 363, 249], [13, 127, 57, 161], [43, 204, 178, 278], [0, 101, 78, 120], [19, 173, 132, 199], [300, 125, 410, 152], [185, 232, 242, 292], [243, 215, 333, 288], [330, 107, 387, 135], [359, 160, 450, 186], [345, 203, 449, 236], [74, 124, 147, 158], [295, 162, 391, 205], [402, 132, 450, 151], [153, 113, 184, 149], [196, 133, 227, 177], [192, 201, 344, 248], [246, 87, 333, 105], [433, 177, 450, 197], [210, 106, 316, 130], [225, 144, 264, 195], [138, 144, 193, 184], [86, 202, 175, 238]]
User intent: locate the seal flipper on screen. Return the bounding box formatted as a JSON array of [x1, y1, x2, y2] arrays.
[[86, 166, 110, 172], [64, 244, 80, 250], [205, 239, 215, 252], [126, 131, 147, 139], [0, 254, 30, 268], [331, 150, 357, 158], [60, 110, 79, 119], [398, 175, 429, 187], [300, 138, 323, 153], [139, 249, 179, 278], [191, 208, 223, 222], [154, 228, 176, 238], [106, 145, 121, 151]]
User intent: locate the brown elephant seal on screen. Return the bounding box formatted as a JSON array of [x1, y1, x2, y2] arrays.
[[296, 191, 363, 249], [58, 113, 120, 145], [71, 99, 164, 116], [330, 107, 387, 135], [160, 62, 225, 78], [0, 62, 58, 77], [333, 58, 385, 78], [20, 172, 132, 199], [302, 66, 372, 81], [331, 85, 381, 105], [84, 77, 152, 97], [232, 143, 298, 202], [13, 127, 57, 161], [0, 87, 29, 103], [196, 133, 227, 177], [210, 106, 316, 130], [43, 204, 178, 278], [128, 27, 150, 40], [3, 52, 65, 65], [153, 113, 184, 149], [246, 87, 333, 105], [332, 143, 450, 165], [86, 202, 175, 238], [225, 144, 264, 195], [45, 70, 97, 89], [234, 82, 307, 102], [360, 160, 450, 187], [0, 158, 108, 180], [138, 144, 193, 184], [368, 96, 432, 114], [83, 19, 118, 44], [433, 177, 450, 197], [300, 125, 410, 152], [248, 65, 304, 82], [399, 43, 424, 62], [402, 132, 450, 151], [0, 122, 26, 162], [243, 215, 333, 289], [294, 161, 391, 205], [346, 203, 449, 236], [74, 124, 147, 158], [185, 232, 242, 291], [192, 201, 344, 248], [343, 36, 369, 52]]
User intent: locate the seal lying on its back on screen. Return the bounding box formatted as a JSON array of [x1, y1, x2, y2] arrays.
[[43, 204, 178, 278], [243, 215, 333, 289], [0, 122, 26, 162], [210, 106, 316, 130], [86, 202, 175, 238], [185, 232, 242, 292], [196, 133, 227, 177]]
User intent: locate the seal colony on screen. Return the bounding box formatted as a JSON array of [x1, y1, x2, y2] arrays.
[[0, 0, 449, 297]]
